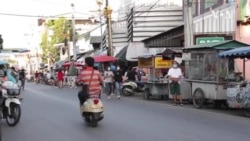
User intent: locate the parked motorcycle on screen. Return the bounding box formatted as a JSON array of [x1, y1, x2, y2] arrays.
[[0, 81, 21, 126], [80, 96, 104, 127], [26, 76, 34, 82], [121, 81, 144, 96]]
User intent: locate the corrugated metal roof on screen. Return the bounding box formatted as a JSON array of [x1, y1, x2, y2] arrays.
[[183, 40, 250, 50]]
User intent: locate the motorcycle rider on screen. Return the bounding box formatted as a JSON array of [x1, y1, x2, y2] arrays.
[[77, 57, 103, 105]]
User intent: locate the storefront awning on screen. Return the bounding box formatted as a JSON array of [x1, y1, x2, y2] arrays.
[[183, 40, 249, 51], [126, 42, 165, 61], [218, 47, 250, 58]]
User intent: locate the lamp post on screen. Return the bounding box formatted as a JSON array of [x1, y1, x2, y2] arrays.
[[104, 0, 113, 57], [96, 0, 103, 51], [71, 3, 76, 61]]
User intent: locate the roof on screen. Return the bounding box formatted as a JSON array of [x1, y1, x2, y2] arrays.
[[90, 36, 102, 44], [183, 40, 250, 51], [218, 47, 250, 58], [115, 45, 128, 59], [142, 25, 184, 42]]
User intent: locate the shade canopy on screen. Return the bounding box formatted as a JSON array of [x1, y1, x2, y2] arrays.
[[218, 47, 250, 58], [94, 55, 116, 63]]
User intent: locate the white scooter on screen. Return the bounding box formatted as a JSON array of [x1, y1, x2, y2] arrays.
[[80, 96, 104, 127], [121, 81, 144, 96], [0, 81, 21, 126]]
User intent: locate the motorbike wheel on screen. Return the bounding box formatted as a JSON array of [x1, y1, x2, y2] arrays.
[[90, 120, 98, 127], [6, 103, 21, 127], [121, 86, 133, 96]]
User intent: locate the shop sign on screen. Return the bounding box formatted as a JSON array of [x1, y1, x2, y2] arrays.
[[154, 57, 172, 69], [138, 58, 154, 68], [196, 37, 224, 44]]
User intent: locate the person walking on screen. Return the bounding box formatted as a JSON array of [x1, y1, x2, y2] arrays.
[[57, 69, 64, 89], [166, 61, 183, 106], [113, 65, 124, 99], [18, 69, 26, 90], [104, 66, 114, 99]]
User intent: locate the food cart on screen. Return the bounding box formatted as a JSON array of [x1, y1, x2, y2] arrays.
[[218, 47, 250, 117], [137, 54, 172, 100], [182, 40, 249, 108]]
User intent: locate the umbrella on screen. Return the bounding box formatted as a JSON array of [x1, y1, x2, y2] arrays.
[[62, 61, 83, 67], [94, 55, 116, 63]]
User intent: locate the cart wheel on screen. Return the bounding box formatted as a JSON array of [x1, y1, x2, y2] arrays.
[[144, 89, 150, 100], [192, 88, 205, 109], [243, 108, 250, 118]]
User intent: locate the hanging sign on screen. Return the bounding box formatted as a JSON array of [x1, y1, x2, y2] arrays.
[[154, 56, 172, 69]]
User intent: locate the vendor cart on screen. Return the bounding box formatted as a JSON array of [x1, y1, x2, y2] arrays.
[[137, 54, 171, 100], [218, 47, 250, 117], [182, 40, 249, 109]]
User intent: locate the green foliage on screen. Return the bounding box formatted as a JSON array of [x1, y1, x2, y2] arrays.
[[40, 17, 71, 63]]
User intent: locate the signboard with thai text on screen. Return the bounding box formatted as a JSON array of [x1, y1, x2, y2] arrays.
[[138, 58, 154, 68], [196, 37, 225, 44], [154, 56, 172, 69]]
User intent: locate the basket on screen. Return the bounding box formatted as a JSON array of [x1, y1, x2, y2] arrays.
[[6, 88, 21, 96]]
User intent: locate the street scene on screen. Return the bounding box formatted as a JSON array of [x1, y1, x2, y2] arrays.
[[0, 0, 250, 141], [2, 83, 250, 141]]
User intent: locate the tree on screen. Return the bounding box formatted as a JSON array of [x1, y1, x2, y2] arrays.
[[40, 17, 71, 63]]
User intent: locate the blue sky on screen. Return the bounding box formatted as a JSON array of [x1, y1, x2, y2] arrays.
[[0, 0, 121, 48]]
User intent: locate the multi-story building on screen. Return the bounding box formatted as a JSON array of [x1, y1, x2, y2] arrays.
[[191, 0, 250, 79]]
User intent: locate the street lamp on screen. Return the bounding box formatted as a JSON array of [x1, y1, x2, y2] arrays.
[[104, 0, 114, 57]]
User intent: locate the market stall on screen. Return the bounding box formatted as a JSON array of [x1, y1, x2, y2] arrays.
[[182, 40, 249, 108], [218, 47, 250, 117], [137, 54, 172, 100]]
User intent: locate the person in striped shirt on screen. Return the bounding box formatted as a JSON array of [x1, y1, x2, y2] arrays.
[[77, 57, 103, 105]]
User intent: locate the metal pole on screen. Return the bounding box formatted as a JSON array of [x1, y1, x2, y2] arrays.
[[105, 0, 113, 57], [100, 9, 103, 51], [184, 0, 193, 48], [71, 3, 76, 60], [46, 26, 50, 70]]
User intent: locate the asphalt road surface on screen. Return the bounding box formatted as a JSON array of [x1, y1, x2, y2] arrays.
[[2, 83, 250, 141]]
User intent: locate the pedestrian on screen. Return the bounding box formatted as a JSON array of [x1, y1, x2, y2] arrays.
[[35, 71, 39, 84], [77, 57, 103, 105], [166, 61, 183, 106], [19, 69, 26, 90], [57, 69, 64, 89], [113, 65, 124, 99], [104, 66, 114, 99]]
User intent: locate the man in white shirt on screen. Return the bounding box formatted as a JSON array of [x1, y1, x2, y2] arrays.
[[104, 66, 114, 99], [167, 61, 183, 106]]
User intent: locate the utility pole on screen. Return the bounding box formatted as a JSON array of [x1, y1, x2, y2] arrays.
[[96, 0, 103, 51], [46, 25, 50, 70], [184, 0, 194, 48], [71, 3, 77, 60], [104, 0, 114, 57]]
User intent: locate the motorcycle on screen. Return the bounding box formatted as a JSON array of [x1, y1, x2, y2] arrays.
[[0, 81, 21, 126], [80, 96, 104, 127], [121, 81, 144, 96]]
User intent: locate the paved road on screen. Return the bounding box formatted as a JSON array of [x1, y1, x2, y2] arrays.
[[2, 83, 250, 141]]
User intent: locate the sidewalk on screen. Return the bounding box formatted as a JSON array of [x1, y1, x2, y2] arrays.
[[121, 92, 248, 119]]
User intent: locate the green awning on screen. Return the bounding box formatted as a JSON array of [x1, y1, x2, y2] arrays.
[[183, 40, 249, 51]]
